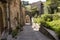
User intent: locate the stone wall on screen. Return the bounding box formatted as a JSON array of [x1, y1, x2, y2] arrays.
[[22, 7, 26, 25], [10, 0, 21, 30], [0, 1, 7, 39], [0, 0, 25, 39], [39, 24, 59, 40]]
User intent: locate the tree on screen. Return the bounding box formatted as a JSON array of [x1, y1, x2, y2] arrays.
[[46, 0, 60, 4], [31, 7, 39, 17], [46, 0, 59, 14]]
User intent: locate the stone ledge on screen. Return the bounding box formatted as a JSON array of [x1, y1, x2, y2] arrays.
[[39, 25, 59, 40]]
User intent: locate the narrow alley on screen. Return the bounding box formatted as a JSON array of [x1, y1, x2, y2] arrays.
[[0, 0, 60, 40]]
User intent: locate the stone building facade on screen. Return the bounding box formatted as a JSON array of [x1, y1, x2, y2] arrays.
[[10, 0, 21, 30], [31, 1, 44, 15], [0, 0, 25, 39]]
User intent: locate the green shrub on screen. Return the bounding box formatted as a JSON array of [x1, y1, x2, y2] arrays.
[[39, 13, 60, 37], [33, 14, 60, 37], [41, 13, 60, 22], [53, 14, 60, 20], [12, 28, 18, 38], [34, 16, 41, 24], [33, 13, 60, 24], [41, 20, 60, 37], [41, 14, 53, 22], [34, 18, 37, 23], [46, 20, 60, 37]]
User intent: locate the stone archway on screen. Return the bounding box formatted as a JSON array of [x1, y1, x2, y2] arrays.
[[25, 15, 30, 23]]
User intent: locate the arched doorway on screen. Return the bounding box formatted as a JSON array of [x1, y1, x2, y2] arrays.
[[0, 7, 4, 34], [25, 15, 30, 23]]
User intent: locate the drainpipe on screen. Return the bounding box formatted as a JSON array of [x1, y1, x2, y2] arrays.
[[7, 0, 11, 34], [7, 0, 9, 30]]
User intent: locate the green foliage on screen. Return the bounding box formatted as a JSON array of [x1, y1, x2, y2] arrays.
[[40, 21, 50, 28], [40, 19, 60, 37], [53, 14, 60, 20], [41, 14, 53, 22], [34, 13, 60, 37], [40, 13, 60, 37], [41, 13, 60, 21], [33, 13, 60, 25], [31, 7, 38, 17], [34, 16, 41, 25], [12, 27, 19, 38], [46, 0, 51, 5], [45, 0, 59, 14], [47, 20, 60, 37]]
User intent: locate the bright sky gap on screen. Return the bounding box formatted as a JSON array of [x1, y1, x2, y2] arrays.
[[21, 0, 46, 3]]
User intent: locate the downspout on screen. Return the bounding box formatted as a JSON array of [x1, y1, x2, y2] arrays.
[[7, 0, 11, 34], [7, 0, 9, 30]]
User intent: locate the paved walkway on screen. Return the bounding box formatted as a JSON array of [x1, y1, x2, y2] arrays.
[[7, 24, 51, 40], [17, 25, 51, 40]]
